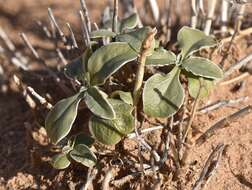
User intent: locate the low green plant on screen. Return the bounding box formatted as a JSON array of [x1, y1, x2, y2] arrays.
[[45, 12, 223, 169]]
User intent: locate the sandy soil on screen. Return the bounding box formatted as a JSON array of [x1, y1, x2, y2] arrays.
[[0, 0, 251, 189]]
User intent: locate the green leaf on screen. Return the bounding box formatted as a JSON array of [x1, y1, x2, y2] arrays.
[[84, 86, 115, 119], [111, 90, 133, 105], [45, 92, 84, 144], [87, 42, 137, 85], [116, 27, 155, 55], [90, 29, 116, 38], [188, 76, 214, 99], [69, 144, 97, 168], [51, 153, 71, 169], [68, 133, 95, 148], [64, 48, 92, 80], [89, 99, 134, 145], [143, 66, 184, 118], [177, 26, 217, 59], [120, 13, 138, 31], [146, 48, 176, 66], [182, 56, 223, 79]]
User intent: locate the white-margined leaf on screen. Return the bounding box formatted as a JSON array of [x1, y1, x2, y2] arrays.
[[51, 153, 71, 169], [120, 13, 138, 31], [177, 26, 217, 59], [90, 29, 116, 39], [87, 42, 137, 85], [188, 76, 214, 99], [146, 48, 176, 66], [84, 86, 115, 119], [116, 27, 155, 55], [182, 56, 223, 79], [45, 92, 84, 144], [89, 99, 134, 145], [69, 144, 97, 168], [143, 66, 184, 118], [64, 48, 92, 80], [111, 90, 133, 105]]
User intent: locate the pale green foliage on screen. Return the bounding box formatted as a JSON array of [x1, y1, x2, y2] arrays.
[[84, 87, 115, 119], [51, 153, 71, 170], [177, 26, 217, 59], [182, 57, 223, 79], [146, 47, 176, 66], [89, 99, 134, 145], [87, 42, 137, 85], [45, 92, 84, 144], [69, 144, 97, 167], [45, 24, 223, 169], [143, 66, 184, 117]]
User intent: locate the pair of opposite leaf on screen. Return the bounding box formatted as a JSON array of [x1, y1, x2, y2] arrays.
[[143, 26, 223, 118]]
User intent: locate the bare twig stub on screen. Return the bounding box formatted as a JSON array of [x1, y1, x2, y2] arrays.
[[79, 10, 91, 48], [36, 20, 52, 38], [66, 23, 78, 49], [204, 0, 218, 35], [80, 0, 91, 33], [148, 0, 160, 23], [223, 53, 252, 78], [198, 96, 248, 113], [80, 167, 98, 190], [192, 144, 225, 190], [48, 8, 67, 44], [102, 167, 113, 190], [196, 105, 252, 145], [20, 32, 72, 95], [112, 0, 119, 33], [221, 0, 230, 34]]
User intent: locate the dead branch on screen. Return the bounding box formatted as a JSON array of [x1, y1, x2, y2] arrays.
[[80, 0, 91, 33], [196, 105, 252, 145], [66, 23, 78, 49], [223, 53, 252, 78], [48, 8, 67, 44], [198, 96, 248, 113], [112, 0, 119, 33], [192, 144, 225, 190]]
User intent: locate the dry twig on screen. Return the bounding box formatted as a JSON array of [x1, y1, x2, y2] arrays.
[[192, 144, 225, 190], [196, 105, 252, 145]]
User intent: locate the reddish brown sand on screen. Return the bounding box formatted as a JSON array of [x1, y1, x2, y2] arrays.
[[0, 0, 251, 189]]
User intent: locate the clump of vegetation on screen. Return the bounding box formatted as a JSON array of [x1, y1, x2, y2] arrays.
[[2, 0, 252, 189], [45, 6, 223, 170]]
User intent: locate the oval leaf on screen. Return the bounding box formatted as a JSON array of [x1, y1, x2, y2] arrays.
[[182, 56, 223, 79], [188, 76, 214, 99], [64, 48, 92, 80], [143, 66, 184, 118], [146, 48, 176, 66], [177, 26, 217, 59], [111, 90, 133, 105], [116, 27, 155, 55], [51, 153, 71, 169], [70, 144, 97, 168], [87, 42, 137, 85], [89, 99, 134, 145], [120, 13, 138, 31], [85, 86, 115, 119], [90, 29, 116, 39], [68, 133, 95, 148], [45, 92, 84, 144]]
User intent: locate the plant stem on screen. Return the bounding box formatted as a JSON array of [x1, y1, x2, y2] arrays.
[[133, 28, 157, 106], [182, 79, 202, 143]]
